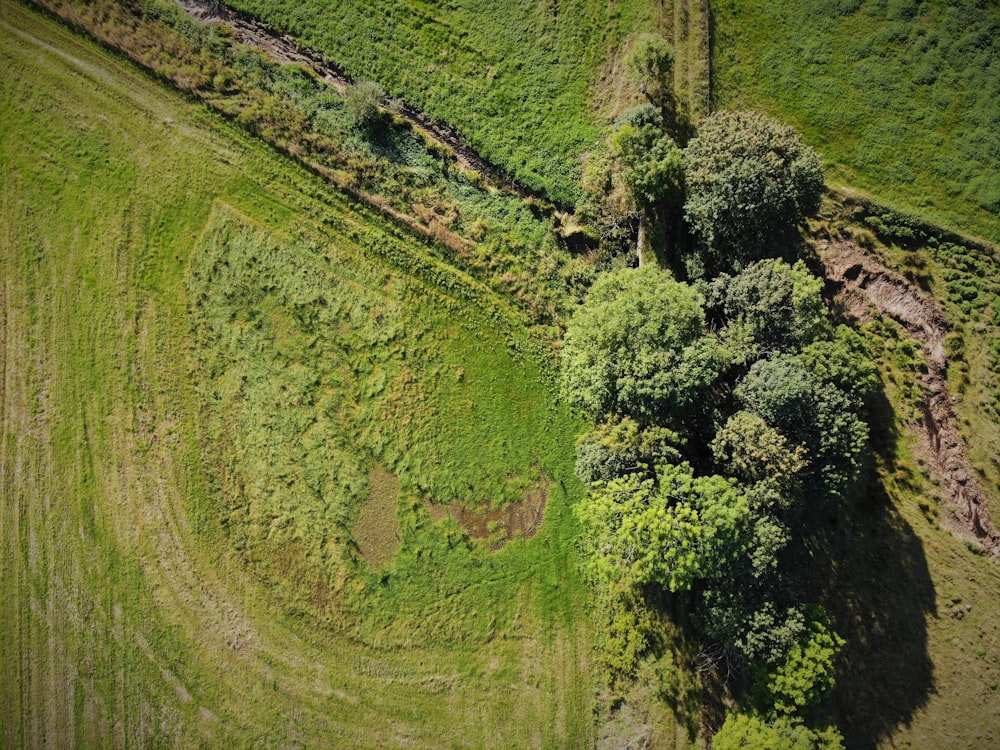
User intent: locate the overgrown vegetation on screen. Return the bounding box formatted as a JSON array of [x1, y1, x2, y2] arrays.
[[1, 6, 596, 746], [222, 0, 666, 205], [35, 0, 590, 343], [188, 210, 585, 644]]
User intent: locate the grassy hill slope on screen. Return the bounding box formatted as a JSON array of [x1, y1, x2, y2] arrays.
[[0, 4, 597, 746], [712, 0, 1000, 245]]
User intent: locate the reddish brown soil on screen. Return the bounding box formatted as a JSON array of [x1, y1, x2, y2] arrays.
[[817, 236, 1000, 555], [425, 478, 548, 550]]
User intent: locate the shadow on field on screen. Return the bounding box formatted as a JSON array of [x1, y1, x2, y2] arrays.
[[808, 388, 936, 750]]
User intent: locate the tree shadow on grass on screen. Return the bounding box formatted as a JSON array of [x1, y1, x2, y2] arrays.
[[805, 388, 936, 749]]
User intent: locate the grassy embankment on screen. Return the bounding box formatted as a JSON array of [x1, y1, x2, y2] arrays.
[[709, 13, 1000, 742], [0, 3, 598, 746], [801, 202, 1000, 750], [223, 0, 667, 205], [712, 0, 1000, 246]]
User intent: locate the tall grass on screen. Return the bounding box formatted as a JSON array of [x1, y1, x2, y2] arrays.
[[222, 0, 658, 206]]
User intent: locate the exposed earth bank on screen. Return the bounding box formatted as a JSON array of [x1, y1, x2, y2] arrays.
[[818, 233, 1000, 555]]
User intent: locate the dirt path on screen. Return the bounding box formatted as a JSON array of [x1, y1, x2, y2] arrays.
[[817, 236, 1000, 555], [175, 0, 542, 200]]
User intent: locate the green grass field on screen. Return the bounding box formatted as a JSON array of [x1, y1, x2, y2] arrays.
[[0, 4, 599, 746], [712, 0, 1000, 246], [6, 2, 1000, 748]]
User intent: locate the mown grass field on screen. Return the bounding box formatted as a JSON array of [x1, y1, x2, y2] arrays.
[[711, 0, 1000, 246], [0, 4, 600, 746]]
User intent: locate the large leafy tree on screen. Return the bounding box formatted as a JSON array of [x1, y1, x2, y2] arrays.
[[606, 105, 684, 267], [575, 463, 751, 592], [560, 265, 729, 422], [683, 111, 824, 273]]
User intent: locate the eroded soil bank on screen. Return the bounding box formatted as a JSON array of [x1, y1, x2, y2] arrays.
[[818, 234, 1000, 555]]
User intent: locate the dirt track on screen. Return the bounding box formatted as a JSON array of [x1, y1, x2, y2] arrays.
[[818, 236, 1000, 555]]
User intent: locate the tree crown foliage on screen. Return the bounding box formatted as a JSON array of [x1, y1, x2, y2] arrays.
[[683, 110, 825, 273], [575, 463, 750, 592], [560, 265, 725, 422], [610, 113, 684, 208], [713, 713, 844, 750], [756, 607, 846, 715], [626, 34, 675, 111], [574, 416, 682, 484], [707, 259, 830, 351]]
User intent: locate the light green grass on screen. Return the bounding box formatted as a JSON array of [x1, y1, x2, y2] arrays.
[[0, 4, 596, 746], [712, 0, 1000, 246]]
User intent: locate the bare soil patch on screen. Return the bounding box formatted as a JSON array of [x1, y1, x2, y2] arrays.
[[425, 476, 549, 549], [353, 465, 401, 569], [817, 235, 1000, 554]]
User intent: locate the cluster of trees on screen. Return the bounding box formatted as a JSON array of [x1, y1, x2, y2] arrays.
[[580, 34, 824, 279], [566, 33, 874, 750]]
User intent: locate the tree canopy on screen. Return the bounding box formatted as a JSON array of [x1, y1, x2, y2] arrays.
[[683, 111, 825, 272], [626, 33, 675, 113], [560, 265, 728, 422]]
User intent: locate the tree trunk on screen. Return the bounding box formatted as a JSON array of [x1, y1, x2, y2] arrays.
[[637, 214, 646, 267]]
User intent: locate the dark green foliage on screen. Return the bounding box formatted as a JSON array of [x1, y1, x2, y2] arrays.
[[707, 259, 830, 351], [736, 355, 868, 501], [683, 111, 824, 273], [795, 326, 879, 409], [565, 250, 868, 738]]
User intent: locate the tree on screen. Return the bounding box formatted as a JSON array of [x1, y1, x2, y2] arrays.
[[561, 266, 730, 422], [756, 607, 845, 716], [683, 111, 825, 273], [625, 33, 687, 139], [611, 109, 683, 207], [707, 259, 830, 352], [574, 416, 682, 484], [734, 354, 868, 502], [574, 462, 750, 592], [712, 411, 806, 489], [627, 34, 675, 110], [795, 325, 879, 409], [608, 105, 684, 266], [713, 713, 844, 750]]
